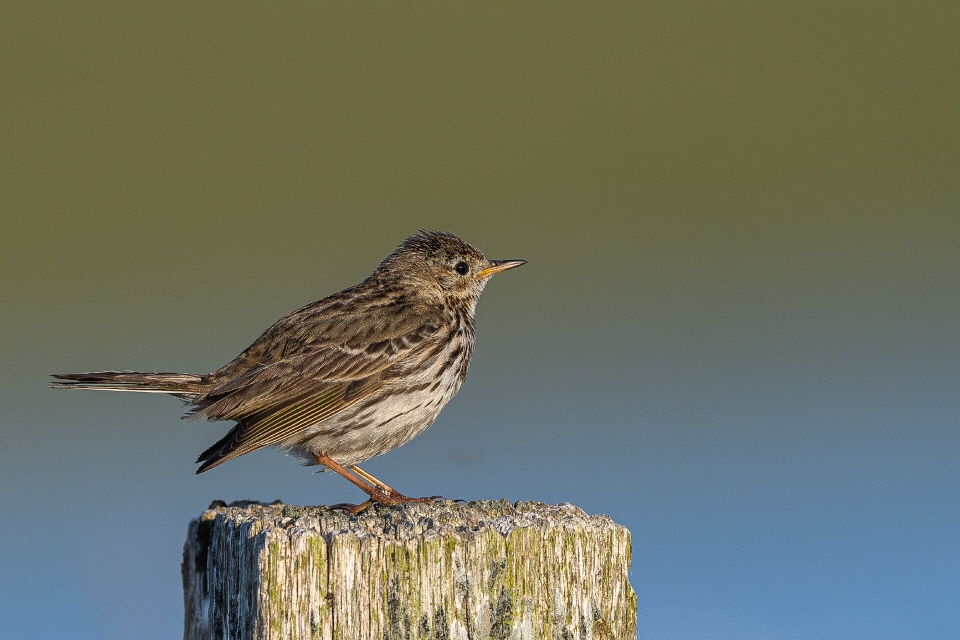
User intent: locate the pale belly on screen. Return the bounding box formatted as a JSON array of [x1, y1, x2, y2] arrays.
[[281, 353, 466, 468]]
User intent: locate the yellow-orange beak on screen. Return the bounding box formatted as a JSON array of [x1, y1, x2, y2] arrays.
[[477, 259, 527, 279]]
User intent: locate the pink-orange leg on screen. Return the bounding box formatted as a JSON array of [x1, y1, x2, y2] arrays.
[[349, 465, 400, 496], [313, 452, 441, 514]]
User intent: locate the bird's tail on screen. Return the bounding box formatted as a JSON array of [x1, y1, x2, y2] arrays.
[[50, 371, 207, 397]]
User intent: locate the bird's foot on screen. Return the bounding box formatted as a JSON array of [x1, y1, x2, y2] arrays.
[[361, 486, 443, 510], [328, 500, 376, 515], [313, 453, 452, 514], [328, 492, 449, 515]]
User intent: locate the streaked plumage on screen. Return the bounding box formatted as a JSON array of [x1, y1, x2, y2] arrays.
[[52, 231, 524, 508]]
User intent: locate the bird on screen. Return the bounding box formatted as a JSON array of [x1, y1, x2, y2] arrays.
[[52, 230, 525, 512]]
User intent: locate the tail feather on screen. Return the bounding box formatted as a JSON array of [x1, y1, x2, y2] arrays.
[[50, 371, 207, 396]]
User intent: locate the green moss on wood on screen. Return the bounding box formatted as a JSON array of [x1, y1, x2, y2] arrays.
[[183, 500, 637, 640]]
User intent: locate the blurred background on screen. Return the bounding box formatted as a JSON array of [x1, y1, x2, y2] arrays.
[[2, 2, 958, 639]]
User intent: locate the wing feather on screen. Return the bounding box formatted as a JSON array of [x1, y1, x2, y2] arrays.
[[192, 304, 448, 472], [195, 376, 382, 472]]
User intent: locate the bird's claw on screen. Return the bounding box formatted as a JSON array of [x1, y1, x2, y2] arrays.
[[327, 494, 454, 515], [328, 500, 374, 515]]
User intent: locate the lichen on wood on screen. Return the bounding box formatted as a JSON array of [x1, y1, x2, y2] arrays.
[[182, 499, 637, 640]]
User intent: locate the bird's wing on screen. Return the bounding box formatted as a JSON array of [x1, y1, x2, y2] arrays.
[[194, 374, 383, 473], [192, 309, 449, 472], [192, 304, 446, 421]]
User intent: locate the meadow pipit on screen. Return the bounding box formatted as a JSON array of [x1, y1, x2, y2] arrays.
[[52, 231, 525, 512]]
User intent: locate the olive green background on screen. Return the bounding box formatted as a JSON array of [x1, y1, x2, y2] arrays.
[[2, 3, 958, 639]]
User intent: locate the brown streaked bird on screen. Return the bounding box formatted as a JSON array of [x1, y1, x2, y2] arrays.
[[52, 231, 525, 513]]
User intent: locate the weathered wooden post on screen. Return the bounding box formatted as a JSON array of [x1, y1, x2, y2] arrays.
[[182, 499, 637, 640]]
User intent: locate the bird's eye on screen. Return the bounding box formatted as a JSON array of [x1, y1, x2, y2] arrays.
[[454, 261, 469, 275]]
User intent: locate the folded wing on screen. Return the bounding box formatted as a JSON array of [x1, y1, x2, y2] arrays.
[[193, 307, 446, 472]]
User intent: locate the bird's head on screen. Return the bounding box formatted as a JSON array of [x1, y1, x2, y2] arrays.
[[377, 230, 525, 309]]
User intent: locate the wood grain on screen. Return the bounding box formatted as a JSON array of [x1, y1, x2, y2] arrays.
[[182, 500, 636, 640]]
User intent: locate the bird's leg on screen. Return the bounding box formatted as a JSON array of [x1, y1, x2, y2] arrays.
[[313, 453, 377, 493], [346, 463, 447, 503], [349, 465, 401, 497], [349, 465, 452, 503], [314, 452, 442, 513]]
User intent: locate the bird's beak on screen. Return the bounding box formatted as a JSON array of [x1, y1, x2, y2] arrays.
[[477, 259, 527, 279]]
